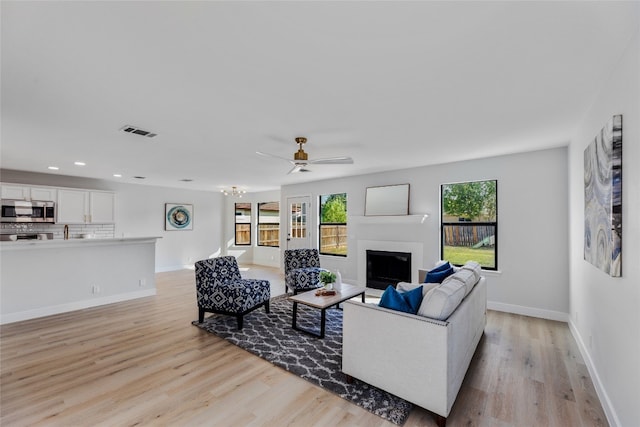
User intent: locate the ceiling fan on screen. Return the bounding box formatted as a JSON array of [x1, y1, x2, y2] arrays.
[[256, 137, 354, 174]]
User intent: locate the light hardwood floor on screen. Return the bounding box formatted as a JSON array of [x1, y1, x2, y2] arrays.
[[1, 267, 608, 426]]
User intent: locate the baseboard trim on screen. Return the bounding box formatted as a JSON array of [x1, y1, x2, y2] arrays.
[[568, 320, 620, 427], [0, 289, 157, 325], [487, 301, 569, 322]]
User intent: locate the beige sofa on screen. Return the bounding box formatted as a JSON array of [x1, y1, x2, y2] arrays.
[[342, 267, 487, 427]]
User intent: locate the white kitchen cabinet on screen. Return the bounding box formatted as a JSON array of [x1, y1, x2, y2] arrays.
[[89, 191, 115, 223], [57, 189, 115, 224], [1, 184, 29, 200], [29, 187, 57, 202], [57, 189, 89, 223], [0, 184, 57, 201]]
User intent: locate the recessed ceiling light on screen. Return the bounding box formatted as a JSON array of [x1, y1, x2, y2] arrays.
[[133, 176, 146, 179], [74, 161, 86, 166], [113, 174, 122, 178], [48, 166, 59, 170], [180, 179, 193, 182]]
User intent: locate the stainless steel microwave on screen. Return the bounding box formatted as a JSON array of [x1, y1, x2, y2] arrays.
[[1, 199, 56, 223]]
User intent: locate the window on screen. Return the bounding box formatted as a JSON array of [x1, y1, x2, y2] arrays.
[[441, 180, 497, 270], [289, 200, 307, 239], [234, 202, 251, 246], [319, 193, 347, 256], [257, 201, 279, 247]]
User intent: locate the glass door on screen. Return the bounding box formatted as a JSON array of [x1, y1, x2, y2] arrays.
[[286, 196, 310, 250]]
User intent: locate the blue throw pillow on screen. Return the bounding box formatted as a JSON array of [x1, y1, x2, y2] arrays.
[[429, 261, 451, 274], [425, 266, 454, 283], [378, 285, 424, 314], [403, 285, 424, 313]]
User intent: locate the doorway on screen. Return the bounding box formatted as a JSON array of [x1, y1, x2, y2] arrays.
[[286, 196, 311, 250]]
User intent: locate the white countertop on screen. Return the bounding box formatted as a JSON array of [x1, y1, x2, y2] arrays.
[[0, 236, 161, 251]]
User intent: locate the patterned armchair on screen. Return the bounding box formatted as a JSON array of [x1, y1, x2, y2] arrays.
[[284, 249, 329, 294], [195, 256, 270, 329]]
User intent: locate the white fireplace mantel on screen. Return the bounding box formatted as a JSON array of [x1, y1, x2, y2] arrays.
[[350, 214, 429, 224]]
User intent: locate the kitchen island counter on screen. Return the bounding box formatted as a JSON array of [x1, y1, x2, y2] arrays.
[[0, 236, 160, 251], [1, 236, 160, 324]]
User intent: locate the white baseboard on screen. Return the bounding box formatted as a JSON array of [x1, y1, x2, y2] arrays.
[[568, 320, 620, 427], [0, 289, 157, 325], [487, 301, 569, 322]]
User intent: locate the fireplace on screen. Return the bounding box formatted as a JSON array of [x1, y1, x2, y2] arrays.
[[366, 250, 412, 290]]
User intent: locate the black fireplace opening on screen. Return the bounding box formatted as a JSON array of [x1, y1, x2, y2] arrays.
[[366, 250, 412, 290]]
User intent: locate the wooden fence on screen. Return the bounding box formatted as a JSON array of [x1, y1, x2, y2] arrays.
[[258, 224, 279, 247], [235, 224, 281, 246], [320, 225, 347, 254], [235, 224, 251, 245], [443, 224, 495, 248], [237, 224, 349, 250]]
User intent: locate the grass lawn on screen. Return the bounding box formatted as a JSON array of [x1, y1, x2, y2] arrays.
[[320, 246, 347, 256], [444, 246, 495, 268]]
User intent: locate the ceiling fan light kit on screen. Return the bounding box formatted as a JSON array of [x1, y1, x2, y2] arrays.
[[257, 136, 354, 174]]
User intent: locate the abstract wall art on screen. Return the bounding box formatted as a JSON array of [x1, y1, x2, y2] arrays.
[[584, 115, 622, 277], [165, 203, 193, 231]]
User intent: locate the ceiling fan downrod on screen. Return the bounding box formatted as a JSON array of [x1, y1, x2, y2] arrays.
[[294, 137, 308, 161]]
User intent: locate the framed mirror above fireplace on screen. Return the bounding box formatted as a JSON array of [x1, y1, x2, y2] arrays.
[[364, 183, 410, 216]]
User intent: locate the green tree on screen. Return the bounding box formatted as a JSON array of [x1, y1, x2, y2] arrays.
[[443, 181, 495, 220], [483, 180, 497, 220], [321, 193, 347, 222]]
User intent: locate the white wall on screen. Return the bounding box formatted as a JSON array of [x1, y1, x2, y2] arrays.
[[0, 170, 225, 271], [281, 146, 570, 318], [116, 184, 224, 271], [568, 30, 639, 427], [223, 189, 281, 268]]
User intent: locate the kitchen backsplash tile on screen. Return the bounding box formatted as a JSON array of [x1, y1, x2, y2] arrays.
[[1, 223, 115, 239]]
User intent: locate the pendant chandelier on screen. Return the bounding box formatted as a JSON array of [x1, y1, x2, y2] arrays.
[[221, 186, 247, 198]]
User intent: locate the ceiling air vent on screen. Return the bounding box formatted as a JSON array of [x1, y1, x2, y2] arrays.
[[121, 125, 157, 138]]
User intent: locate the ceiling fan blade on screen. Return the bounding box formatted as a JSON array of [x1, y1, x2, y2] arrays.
[[309, 156, 354, 165], [256, 151, 295, 164], [287, 164, 304, 174]]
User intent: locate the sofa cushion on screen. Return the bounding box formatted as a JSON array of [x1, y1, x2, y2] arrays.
[[379, 285, 424, 314], [418, 279, 466, 320], [397, 281, 438, 297], [462, 260, 481, 277], [425, 266, 454, 283], [442, 261, 481, 296]]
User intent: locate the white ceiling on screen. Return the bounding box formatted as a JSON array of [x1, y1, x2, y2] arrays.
[[1, 1, 638, 192]]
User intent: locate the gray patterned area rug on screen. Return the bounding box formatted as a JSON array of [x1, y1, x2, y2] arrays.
[[192, 295, 412, 425]]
